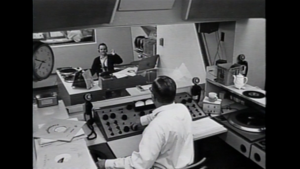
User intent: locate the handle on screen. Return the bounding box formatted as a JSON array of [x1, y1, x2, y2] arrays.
[[244, 77, 248, 84]]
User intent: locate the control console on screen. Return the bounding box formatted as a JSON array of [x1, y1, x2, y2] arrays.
[[94, 92, 206, 141]]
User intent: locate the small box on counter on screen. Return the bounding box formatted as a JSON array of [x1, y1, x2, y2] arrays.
[[35, 92, 58, 108], [202, 96, 222, 115], [216, 63, 243, 86]]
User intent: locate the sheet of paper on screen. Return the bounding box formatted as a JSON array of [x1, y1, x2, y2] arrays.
[[33, 118, 86, 141], [38, 118, 86, 145], [192, 117, 227, 138], [113, 67, 138, 78], [35, 140, 91, 169]]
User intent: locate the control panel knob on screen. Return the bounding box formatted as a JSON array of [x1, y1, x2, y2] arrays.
[[121, 114, 128, 120], [110, 113, 116, 119], [181, 99, 187, 104], [131, 124, 138, 131], [123, 126, 130, 132], [102, 114, 109, 120], [106, 121, 110, 126], [114, 120, 118, 125], [187, 98, 192, 103]]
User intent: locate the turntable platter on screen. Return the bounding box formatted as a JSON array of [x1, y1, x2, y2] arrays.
[[243, 90, 265, 98], [228, 111, 265, 132]]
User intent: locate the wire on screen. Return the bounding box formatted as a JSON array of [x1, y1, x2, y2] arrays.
[[213, 38, 221, 64], [215, 32, 222, 60], [203, 33, 212, 65], [216, 32, 226, 60]]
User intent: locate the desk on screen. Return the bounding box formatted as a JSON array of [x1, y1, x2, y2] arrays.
[[56, 68, 195, 114], [32, 101, 97, 169]]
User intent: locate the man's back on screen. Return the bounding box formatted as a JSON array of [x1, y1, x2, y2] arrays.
[[141, 103, 194, 169]]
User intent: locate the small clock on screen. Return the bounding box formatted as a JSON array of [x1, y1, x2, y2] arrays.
[[33, 41, 55, 81]]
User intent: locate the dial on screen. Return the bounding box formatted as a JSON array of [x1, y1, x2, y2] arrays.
[[33, 41, 54, 81]]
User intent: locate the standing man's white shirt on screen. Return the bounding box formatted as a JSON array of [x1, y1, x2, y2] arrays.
[[105, 103, 194, 169]]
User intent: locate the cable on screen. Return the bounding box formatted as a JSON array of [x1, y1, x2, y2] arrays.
[[84, 113, 97, 140], [86, 122, 97, 140], [203, 33, 212, 65], [213, 38, 221, 64], [215, 32, 222, 60], [216, 32, 226, 60]]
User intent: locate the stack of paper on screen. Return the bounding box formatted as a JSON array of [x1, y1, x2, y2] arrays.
[[113, 67, 138, 78], [34, 118, 86, 147], [192, 117, 227, 140]]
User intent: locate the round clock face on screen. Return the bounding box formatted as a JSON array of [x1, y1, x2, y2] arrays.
[[33, 42, 54, 81]]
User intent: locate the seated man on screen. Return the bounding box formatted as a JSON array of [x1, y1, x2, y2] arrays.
[[90, 43, 123, 77], [96, 75, 194, 169]]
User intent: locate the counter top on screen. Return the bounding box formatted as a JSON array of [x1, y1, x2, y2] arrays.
[[206, 66, 265, 108], [33, 98, 227, 168], [32, 102, 97, 169]]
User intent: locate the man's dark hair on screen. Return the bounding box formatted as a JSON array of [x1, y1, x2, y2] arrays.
[[152, 76, 177, 104], [98, 43, 107, 49]]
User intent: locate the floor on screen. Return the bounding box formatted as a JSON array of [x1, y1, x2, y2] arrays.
[[33, 86, 263, 169]]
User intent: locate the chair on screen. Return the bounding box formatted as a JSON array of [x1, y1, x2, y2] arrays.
[[186, 157, 207, 169]]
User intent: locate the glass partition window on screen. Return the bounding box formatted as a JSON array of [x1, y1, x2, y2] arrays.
[[33, 29, 96, 46]]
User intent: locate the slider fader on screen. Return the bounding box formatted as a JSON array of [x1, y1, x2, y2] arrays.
[[94, 92, 207, 141]]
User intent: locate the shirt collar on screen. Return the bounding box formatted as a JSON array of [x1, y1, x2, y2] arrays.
[[152, 102, 175, 117]]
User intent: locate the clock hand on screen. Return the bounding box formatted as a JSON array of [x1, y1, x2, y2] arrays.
[[35, 59, 45, 63], [38, 62, 43, 69]]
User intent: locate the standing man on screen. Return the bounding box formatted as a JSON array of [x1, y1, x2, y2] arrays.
[[90, 43, 123, 77], [96, 75, 194, 169]]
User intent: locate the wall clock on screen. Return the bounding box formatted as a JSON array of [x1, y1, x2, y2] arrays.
[[33, 41, 55, 81]]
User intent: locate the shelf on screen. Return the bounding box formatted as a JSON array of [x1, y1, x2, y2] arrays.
[[205, 66, 265, 108]]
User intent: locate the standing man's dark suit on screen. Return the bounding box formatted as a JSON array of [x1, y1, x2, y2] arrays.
[[90, 54, 123, 77]]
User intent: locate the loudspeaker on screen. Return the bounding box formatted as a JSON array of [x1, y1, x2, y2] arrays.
[[200, 22, 219, 34]]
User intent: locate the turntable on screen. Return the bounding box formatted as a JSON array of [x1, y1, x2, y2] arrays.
[[212, 108, 265, 168], [227, 110, 266, 133]]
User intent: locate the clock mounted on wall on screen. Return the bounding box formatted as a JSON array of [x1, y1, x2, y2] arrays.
[[33, 41, 55, 81]]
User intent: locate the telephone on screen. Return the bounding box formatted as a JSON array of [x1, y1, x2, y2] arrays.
[[83, 93, 97, 140]]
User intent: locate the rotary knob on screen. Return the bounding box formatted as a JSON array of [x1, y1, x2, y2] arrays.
[[102, 114, 109, 120], [110, 113, 116, 119], [121, 114, 128, 120], [123, 126, 130, 132]]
